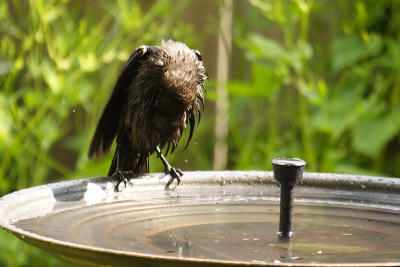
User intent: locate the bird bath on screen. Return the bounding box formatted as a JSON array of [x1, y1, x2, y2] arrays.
[[1, 171, 400, 266]]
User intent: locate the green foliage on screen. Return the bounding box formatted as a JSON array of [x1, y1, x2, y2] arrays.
[[0, 0, 196, 265], [0, 230, 69, 267], [0, 0, 196, 193], [228, 0, 400, 175]]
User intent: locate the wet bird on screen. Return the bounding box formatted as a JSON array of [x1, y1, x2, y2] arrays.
[[88, 40, 207, 190]]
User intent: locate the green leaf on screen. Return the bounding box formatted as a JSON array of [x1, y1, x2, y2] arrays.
[[43, 63, 64, 94], [312, 86, 364, 137], [0, 2, 6, 19], [245, 33, 288, 61], [0, 94, 12, 143], [378, 38, 400, 69], [296, 39, 313, 61], [78, 52, 99, 72], [331, 35, 383, 72], [331, 36, 364, 72], [352, 106, 400, 158], [253, 63, 283, 98], [227, 64, 282, 99], [297, 78, 320, 105]]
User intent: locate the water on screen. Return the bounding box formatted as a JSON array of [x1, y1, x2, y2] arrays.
[[14, 184, 400, 265]]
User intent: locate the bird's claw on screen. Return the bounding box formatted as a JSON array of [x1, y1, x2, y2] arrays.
[[164, 167, 184, 190], [113, 170, 129, 191]]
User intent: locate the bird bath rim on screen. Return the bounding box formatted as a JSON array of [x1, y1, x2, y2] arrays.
[[1, 171, 400, 267]]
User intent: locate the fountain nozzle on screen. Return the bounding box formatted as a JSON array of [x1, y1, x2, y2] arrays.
[[272, 158, 306, 238]]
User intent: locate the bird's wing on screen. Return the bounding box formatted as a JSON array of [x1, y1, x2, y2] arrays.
[[88, 46, 149, 158]]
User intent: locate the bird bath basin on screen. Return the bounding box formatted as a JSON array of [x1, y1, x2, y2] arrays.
[[1, 171, 400, 266]]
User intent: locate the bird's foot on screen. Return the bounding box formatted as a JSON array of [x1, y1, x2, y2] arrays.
[[112, 170, 133, 191], [164, 167, 184, 190], [156, 146, 184, 190]]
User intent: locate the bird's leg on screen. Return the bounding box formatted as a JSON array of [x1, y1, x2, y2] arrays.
[[113, 169, 128, 190], [156, 146, 183, 189], [113, 169, 140, 191], [111, 150, 133, 191]]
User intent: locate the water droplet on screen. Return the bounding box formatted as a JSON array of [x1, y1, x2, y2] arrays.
[[178, 246, 183, 257], [72, 109, 76, 113], [291, 256, 303, 260], [251, 260, 265, 263]]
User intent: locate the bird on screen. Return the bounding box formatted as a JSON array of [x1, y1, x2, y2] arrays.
[[88, 40, 207, 190]]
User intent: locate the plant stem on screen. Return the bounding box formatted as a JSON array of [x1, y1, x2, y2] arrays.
[[297, 0, 315, 168], [214, 0, 233, 170]]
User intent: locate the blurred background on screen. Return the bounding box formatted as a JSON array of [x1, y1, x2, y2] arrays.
[[1, 0, 400, 265]]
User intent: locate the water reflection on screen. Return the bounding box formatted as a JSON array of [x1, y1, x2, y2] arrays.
[[277, 236, 292, 260]]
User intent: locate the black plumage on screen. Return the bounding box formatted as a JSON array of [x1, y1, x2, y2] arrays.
[[88, 40, 207, 189]]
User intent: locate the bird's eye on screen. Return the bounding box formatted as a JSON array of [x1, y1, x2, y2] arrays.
[[193, 50, 202, 61]]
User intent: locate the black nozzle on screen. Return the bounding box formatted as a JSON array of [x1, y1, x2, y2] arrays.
[[272, 158, 306, 238]]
